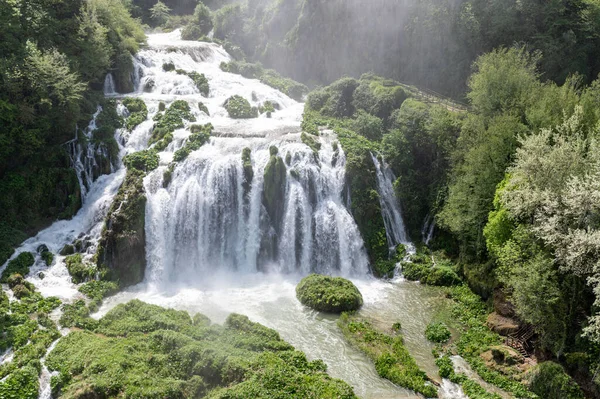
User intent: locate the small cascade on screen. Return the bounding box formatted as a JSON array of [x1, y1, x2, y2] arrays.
[[370, 153, 411, 250], [421, 214, 435, 246], [67, 107, 116, 199], [103, 73, 116, 95], [38, 338, 62, 399]]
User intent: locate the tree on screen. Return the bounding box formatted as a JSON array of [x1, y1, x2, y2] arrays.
[[193, 3, 213, 36], [150, 0, 170, 26]]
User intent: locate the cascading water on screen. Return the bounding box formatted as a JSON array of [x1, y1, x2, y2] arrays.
[[103, 73, 116, 95], [422, 214, 436, 246], [371, 153, 413, 252], [3, 29, 468, 399]]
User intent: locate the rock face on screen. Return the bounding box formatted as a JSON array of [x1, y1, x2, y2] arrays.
[[487, 312, 520, 336], [97, 169, 146, 287], [262, 146, 287, 234]]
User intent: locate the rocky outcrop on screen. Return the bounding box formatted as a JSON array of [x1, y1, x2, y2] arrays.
[[262, 146, 286, 234], [487, 312, 520, 336], [96, 169, 146, 287]]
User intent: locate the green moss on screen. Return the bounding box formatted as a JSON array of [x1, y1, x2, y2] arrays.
[[40, 250, 53, 266], [1, 252, 34, 282], [301, 132, 321, 154], [173, 123, 212, 162], [296, 274, 363, 313], [65, 253, 96, 284], [258, 100, 276, 118], [46, 300, 357, 398], [262, 150, 287, 231], [122, 97, 148, 131], [96, 169, 147, 288], [242, 147, 253, 197], [198, 101, 210, 115], [338, 313, 437, 397], [425, 322, 451, 343], [149, 100, 196, 148], [162, 61, 175, 72], [225, 95, 258, 119], [123, 149, 159, 172]]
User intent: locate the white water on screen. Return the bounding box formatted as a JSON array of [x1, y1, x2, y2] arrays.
[[103, 73, 116, 95], [371, 154, 411, 250], [2, 30, 469, 399]]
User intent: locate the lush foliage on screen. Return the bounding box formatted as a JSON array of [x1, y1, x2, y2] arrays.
[[1, 252, 35, 282], [173, 124, 213, 162], [224, 95, 258, 119], [122, 97, 148, 131], [528, 362, 585, 399], [296, 274, 363, 313], [338, 313, 437, 397], [150, 100, 196, 150], [47, 300, 358, 398], [425, 322, 451, 343]]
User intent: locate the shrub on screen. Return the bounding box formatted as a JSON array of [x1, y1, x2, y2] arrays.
[[124, 149, 159, 172], [149, 100, 196, 148], [296, 274, 363, 313], [162, 62, 175, 72], [425, 322, 451, 343], [353, 111, 384, 141], [301, 132, 321, 154], [224, 95, 258, 119], [1, 252, 34, 282], [198, 102, 209, 115], [65, 254, 96, 284], [181, 24, 203, 41], [423, 266, 461, 286], [528, 362, 584, 399], [122, 98, 148, 131]]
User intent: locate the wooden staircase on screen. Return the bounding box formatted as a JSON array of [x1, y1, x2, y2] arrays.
[[505, 325, 535, 357]]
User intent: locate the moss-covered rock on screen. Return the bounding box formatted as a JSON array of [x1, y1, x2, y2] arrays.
[[149, 100, 196, 149], [173, 124, 212, 162], [123, 149, 159, 172], [114, 52, 135, 93], [301, 132, 321, 154], [46, 300, 358, 399], [96, 169, 146, 288], [65, 254, 96, 284], [198, 101, 209, 115], [242, 147, 253, 198], [262, 146, 287, 233], [338, 313, 437, 397], [224, 95, 258, 119], [1, 252, 34, 282], [122, 97, 148, 131], [296, 274, 363, 313]]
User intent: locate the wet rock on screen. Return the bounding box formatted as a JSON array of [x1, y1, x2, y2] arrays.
[[96, 169, 147, 288], [37, 244, 49, 254], [262, 146, 286, 235], [59, 244, 75, 256]]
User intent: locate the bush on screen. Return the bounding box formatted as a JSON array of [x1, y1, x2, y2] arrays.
[[122, 98, 148, 131], [296, 274, 363, 313], [1, 252, 34, 282], [65, 254, 96, 284], [423, 266, 461, 286], [181, 24, 203, 40], [124, 149, 159, 172], [353, 111, 384, 141], [224, 95, 258, 119], [528, 362, 584, 399], [425, 322, 451, 343], [162, 62, 175, 72]]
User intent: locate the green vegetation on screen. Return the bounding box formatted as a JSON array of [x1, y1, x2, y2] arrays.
[[338, 313, 437, 397], [0, 281, 61, 399], [436, 356, 502, 399], [224, 95, 258, 119], [123, 149, 160, 172], [181, 3, 213, 41], [401, 250, 461, 287], [176, 69, 210, 96], [150, 100, 196, 150], [425, 322, 451, 343], [296, 274, 363, 313], [65, 254, 96, 284], [47, 300, 357, 398], [220, 61, 308, 101], [528, 362, 584, 399], [96, 169, 147, 288], [122, 98, 148, 131], [262, 146, 287, 232], [173, 124, 213, 162], [1, 252, 34, 282], [0, 0, 144, 264], [198, 101, 210, 115]]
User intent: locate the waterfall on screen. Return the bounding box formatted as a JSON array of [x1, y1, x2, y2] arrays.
[[103, 73, 116, 95], [421, 214, 435, 246], [370, 153, 411, 250]]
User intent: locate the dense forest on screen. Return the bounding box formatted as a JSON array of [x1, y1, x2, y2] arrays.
[[2, 0, 600, 398]]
